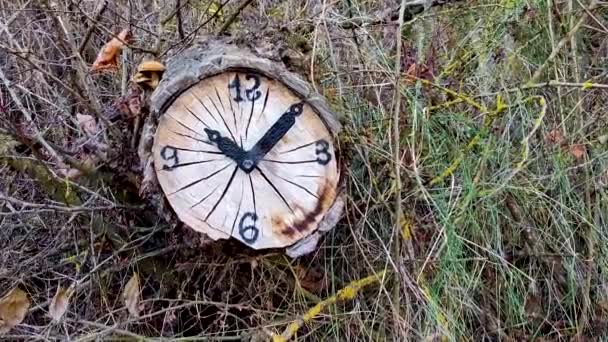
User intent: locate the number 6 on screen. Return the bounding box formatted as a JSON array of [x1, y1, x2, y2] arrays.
[[239, 212, 259, 244]]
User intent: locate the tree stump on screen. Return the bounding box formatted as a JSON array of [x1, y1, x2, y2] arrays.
[[148, 40, 344, 254]]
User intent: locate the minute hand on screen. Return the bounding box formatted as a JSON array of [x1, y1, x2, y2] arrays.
[[247, 102, 304, 165]]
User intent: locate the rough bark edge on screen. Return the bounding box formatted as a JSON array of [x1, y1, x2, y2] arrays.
[[150, 37, 341, 134]]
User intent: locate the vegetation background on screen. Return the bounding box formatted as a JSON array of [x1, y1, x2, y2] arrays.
[[1, 0, 608, 340]]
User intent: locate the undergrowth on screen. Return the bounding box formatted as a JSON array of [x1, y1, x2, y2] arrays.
[[1, 0, 607, 340]]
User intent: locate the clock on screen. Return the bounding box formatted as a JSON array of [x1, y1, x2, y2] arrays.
[[151, 53, 341, 250]]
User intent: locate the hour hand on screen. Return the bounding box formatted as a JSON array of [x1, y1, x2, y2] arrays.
[[204, 128, 246, 164]]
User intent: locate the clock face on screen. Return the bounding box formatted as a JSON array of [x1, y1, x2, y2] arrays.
[[153, 71, 340, 249]]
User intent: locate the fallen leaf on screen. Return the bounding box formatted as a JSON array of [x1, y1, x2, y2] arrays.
[[49, 286, 73, 322], [76, 114, 100, 137], [524, 294, 543, 320], [127, 94, 142, 116], [104, 86, 143, 121], [0, 288, 30, 334], [405, 63, 418, 82], [545, 129, 565, 146], [570, 144, 586, 160], [403, 62, 433, 85], [91, 29, 131, 73], [123, 273, 141, 317], [295, 265, 328, 293]]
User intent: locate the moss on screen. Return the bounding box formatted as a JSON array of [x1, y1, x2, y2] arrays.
[[0, 133, 81, 207]]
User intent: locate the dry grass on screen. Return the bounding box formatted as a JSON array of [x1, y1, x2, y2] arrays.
[[1, 0, 608, 340]]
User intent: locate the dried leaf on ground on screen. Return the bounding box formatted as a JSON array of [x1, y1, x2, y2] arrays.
[[405, 63, 418, 83], [105, 86, 143, 121], [49, 286, 73, 322], [123, 273, 141, 317], [91, 29, 131, 73], [545, 128, 565, 146], [0, 288, 30, 334], [295, 265, 328, 293], [570, 144, 586, 160], [403, 62, 434, 85]]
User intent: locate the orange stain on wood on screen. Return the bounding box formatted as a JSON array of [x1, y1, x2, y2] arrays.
[[271, 179, 337, 243]]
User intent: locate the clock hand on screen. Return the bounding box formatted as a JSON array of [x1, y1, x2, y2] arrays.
[[204, 128, 248, 168], [246, 102, 304, 168]]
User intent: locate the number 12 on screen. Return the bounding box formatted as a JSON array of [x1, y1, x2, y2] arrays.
[[228, 74, 261, 102]]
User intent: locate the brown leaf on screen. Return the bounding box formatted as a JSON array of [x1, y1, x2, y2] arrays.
[[0, 288, 30, 334], [91, 29, 131, 73], [123, 273, 141, 317], [403, 62, 432, 85], [127, 95, 142, 117], [295, 265, 328, 293], [404, 63, 418, 84], [49, 286, 73, 322], [545, 129, 565, 146], [524, 294, 543, 320], [570, 144, 586, 160], [104, 86, 143, 121]]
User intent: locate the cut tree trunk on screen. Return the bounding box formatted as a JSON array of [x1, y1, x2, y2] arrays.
[[142, 39, 344, 256]]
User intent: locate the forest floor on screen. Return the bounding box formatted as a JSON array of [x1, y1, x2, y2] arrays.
[[1, 0, 608, 340]]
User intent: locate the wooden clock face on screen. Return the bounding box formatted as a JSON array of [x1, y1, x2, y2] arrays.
[[153, 71, 339, 249]]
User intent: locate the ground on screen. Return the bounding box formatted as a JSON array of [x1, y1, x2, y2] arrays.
[[1, 0, 608, 340]]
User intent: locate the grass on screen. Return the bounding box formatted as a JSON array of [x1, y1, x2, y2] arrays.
[[1, 0, 608, 340]]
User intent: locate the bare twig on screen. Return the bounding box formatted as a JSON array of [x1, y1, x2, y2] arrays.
[[390, 0, 408, 333], [273, 270, 387, 341], [1, 45, 108, 125], [530, 0, 598, 83], [216, 0, 254, 34], [176, 0, 185, 39], [77, 0, 109, 54], [475, 80, 608, 98], [0, 193, 139, 213], [0, 66, 89, 173], [160, 0, 230, 57]]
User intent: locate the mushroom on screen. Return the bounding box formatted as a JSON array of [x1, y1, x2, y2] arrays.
[[133, 60, 165, 90]]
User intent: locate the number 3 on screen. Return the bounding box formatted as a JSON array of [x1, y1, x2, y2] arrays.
[[315, 140, 331, 165]]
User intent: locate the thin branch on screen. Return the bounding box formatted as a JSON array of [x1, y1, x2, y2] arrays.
[[77, 0, 109, 54], [390, 0, 408, 333], [273, 270, 387, 341], [476, 80, 608, 98], [0, 65, 89, 173], [176, 0, 185, 39], [160, 0, 230, 57], [0, 194, 140, 214], [2, 45, 107, 124], [216, 0, 254, 34], [530, 0, 598, 83]]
